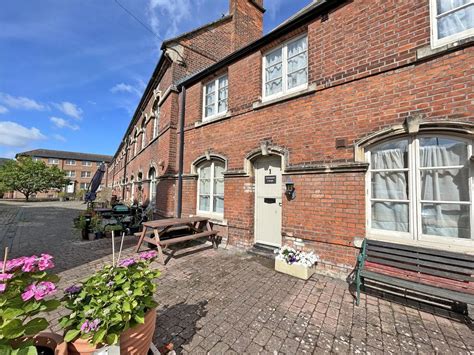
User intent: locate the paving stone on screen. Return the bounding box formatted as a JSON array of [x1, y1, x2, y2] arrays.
[[1, 201, 472, 354]]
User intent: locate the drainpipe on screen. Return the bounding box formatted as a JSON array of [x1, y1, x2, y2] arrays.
[[122, 141, 129, 201], [176, 86, 186, 218]]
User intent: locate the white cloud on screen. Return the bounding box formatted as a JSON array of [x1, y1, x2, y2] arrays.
[[0, 93, 46, 111], [110, 83, 143, 97], [53, 134, 66, 142], [54, 101, 83, 119], [0, 105, 8, 114], [148, 0, 193, 39], [50, 116, 80, 131], [0, 121, 46, 147]]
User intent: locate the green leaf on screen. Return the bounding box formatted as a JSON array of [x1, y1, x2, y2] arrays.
[[0, 344, 14, 355], [1, 319, 25, 339], [2, 308, 24, 320], [92, 329, 106, 345], [24, 318, 48, 336], [16, 346, 37, 355], [106, 333, 119, 345], [123, 301, 131, 313], [133, 314, 145, 324], [64, 329, 81, 342], [41, 299, 60, 312]]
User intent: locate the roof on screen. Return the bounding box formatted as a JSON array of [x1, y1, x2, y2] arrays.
[[17, 149, 113, 163], [178, 0, 345, 88]]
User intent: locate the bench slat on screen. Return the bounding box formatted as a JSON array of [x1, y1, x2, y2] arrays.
[[365, 261, 474, 295], [368, 250, 474, 275], [360, 270, 474, 305], [367, 256, 474, 282], [160, 230, 216, 246], [366, 240, 474, 262]]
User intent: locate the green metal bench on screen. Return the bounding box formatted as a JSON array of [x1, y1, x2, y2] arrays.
[[356, 239, 474, 308]]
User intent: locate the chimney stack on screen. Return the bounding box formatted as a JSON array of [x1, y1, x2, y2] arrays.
[[229, 0, 265, 51]]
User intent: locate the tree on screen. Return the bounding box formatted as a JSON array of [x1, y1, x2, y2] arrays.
[[0, 157, 69, 201]]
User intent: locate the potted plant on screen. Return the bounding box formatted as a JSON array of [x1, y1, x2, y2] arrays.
[[104, 225, 122, 238], [274, 245, 319, 280], [58, 191, 67, 202], [0, 252, 66, 354], [60, 250, 160, 354], [73, 214, 89, 240], [89, 216, 103, 240]]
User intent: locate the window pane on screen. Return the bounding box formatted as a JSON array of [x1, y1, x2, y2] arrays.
[[213, 196, 224, 213], [205, 92, 215, 106], [437, 0, 471, 14], [219, 75, 228, 89], [437, 5, 474, 39], [419, 137, 468, 167], [206, 81, 215, 95], [288, 52, 307, 73], [371, 201, 409, 232], [288, 68, 307, 89], [266, 78, 283, 96], [199, 179, 210, 195], [371, 171, 408, 200], [421, 167, 470, 201], [199, 196, 210, 211], [266, 48, 282, 67], [287, 37, 307, 57], [422, 203, 470, 239], [266, 63, 282, 82], [214, 178, 224, 195], [371, 140, 409, 169], [205, 105, 215, 117]]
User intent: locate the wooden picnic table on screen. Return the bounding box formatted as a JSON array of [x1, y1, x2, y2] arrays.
[[135, 216, 217, 264]]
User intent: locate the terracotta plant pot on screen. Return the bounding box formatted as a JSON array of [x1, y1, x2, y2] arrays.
[[68, 308, 156, 355], [120, 308, 157, 355], [14, 332, 68, 355]]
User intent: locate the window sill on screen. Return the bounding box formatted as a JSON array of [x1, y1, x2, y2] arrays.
[[195, 113, 232, 128], [191, 214, 227, 226], [417, 35, 474, 60], [252, 83, 317, 110]]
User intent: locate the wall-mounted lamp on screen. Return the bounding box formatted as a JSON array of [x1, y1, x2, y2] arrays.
[[285, 180, 296, 200]]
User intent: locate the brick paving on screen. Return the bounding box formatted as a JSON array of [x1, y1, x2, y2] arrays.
[[1, 201, 473, 354]]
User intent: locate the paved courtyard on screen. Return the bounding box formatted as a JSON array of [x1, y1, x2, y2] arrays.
[[0, 201, 473, 354]]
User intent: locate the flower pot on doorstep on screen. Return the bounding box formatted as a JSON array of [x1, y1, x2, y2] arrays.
[[275, 258, 316, 280], [120, 308, 156, 355]]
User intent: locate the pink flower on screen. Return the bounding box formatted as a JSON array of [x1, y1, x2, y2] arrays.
[[21, 281, 56, 301], [38, 254, 54, 271], [0, 284, 5, 293], [139, 250, 158, 261], [119, 258, 135, 267], [22, 256, 39, 272], [0, 273, 13, 281], [0, 256, 27, 272]]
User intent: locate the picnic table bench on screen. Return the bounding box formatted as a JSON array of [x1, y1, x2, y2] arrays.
[[135, 217, 218, 264], [356, 239, 474, 310]]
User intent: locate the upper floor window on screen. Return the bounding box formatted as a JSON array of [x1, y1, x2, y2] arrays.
[[197, 160, 225, 217], [431, 0, 474, 48], [65, 160, 76, 165], [32, 157, 40, 162], [263, 35, 308, 99], [203, 75, 228, 121], [81, 171, 91, 178], [82, 161, 92, 167], [366, 135, 472, 244], [48, 158, 59, 165], [153, 108, 160, 139], [65, 170, 75, 177]]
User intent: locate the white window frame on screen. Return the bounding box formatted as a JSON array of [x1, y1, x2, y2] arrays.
[[430, 0, 474, 49], [80, 183, 89, 190], [196, 160, 225, 219], [366, 134, 473, 248], [202, 74, 228, 121], [81, 171, 91, 178], [153, 107, 160, 139], [82, 161, 92, 167], [65, 170, 75, 177], [48, 158, 59, 165], [65, 160, 76, 165], [149, 169, 157, 206], [262, 34, 308, 101]]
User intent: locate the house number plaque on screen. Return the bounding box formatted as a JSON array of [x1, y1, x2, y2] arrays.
[[265, 175, 277, 184]]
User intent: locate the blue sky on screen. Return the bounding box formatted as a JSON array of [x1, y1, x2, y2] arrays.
[[0, 0, 311, 159]]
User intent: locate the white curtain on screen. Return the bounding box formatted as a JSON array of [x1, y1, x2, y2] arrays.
[[437, 0, 474, 39], [420, 142, 470, 239], [287, 37, 308, 89], [371, 148, 409, 232]]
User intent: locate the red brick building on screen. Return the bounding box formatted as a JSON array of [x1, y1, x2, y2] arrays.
[[4, 149, 112, 200], [110, 0, 474, 277]]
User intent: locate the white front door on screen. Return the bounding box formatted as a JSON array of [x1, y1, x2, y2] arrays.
[[66, 181, 75, 193], [254, 155, 282, 247]]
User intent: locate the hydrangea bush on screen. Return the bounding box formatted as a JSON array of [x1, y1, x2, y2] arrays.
[[275, 246, 319, 267], [0, 254, 60, 354], [60, 251, 160, 346]]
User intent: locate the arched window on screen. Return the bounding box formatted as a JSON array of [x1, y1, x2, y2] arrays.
[[130, 175, 135, 202], [366, 134, 472, 244], [149, 167, 157, 206], [141, 119, 147, 149], [197, 160, 225, 217], [152, 100, 160, 139]]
